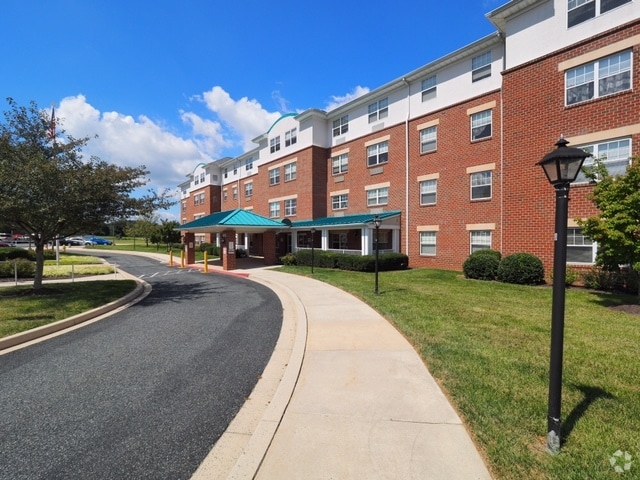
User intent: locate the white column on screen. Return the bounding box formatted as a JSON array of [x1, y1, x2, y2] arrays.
[[321, 229, 328, 251], [291, 231, 298, 252]]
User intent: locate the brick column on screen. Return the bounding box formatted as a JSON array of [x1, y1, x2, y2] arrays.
[[183, 232, 195, 265], [221, 229, 237, 271], [263, 231, 277, 266]]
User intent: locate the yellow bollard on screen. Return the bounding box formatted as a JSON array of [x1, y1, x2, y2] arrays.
[[169, 250, 173, 267], [203, 251, 208, 273], [180, 251, 185, 269]]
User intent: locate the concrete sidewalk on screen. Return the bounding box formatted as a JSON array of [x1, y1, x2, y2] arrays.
[[194, 267, 493, 480]]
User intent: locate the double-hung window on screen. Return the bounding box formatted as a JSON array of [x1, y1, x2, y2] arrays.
[[568, 0, 630, 28], [368, 98, 388, 123], [284, 162, 297, 182], [366, 187, 389, 207], [567, 228, 596, 263], [471, 171, 492, 200], [269, 168, 280, 186], [332, 115, 348, 137], [420, 126, 437, 153], [245, 158, 253, 171], [420, 179, 437, 205], [269, 201, 280, 218], [332, 193, 348, 210], [566, 50, 631, 105], [472, 51, 492, 82], [470, 230, 491, 253], [367, 141, 389, 167], [471, 110, 492, 141], [232, 186, 237, 200], [574, 137, 631, 182], [285, 128, 297, 147], [270, 136, 281, 153], [332, 153, 348, 175], [284, 198, 297, 216], [419, 232, 436, 256], [421, 75, 437, 102], [244, 182, 253, 198]]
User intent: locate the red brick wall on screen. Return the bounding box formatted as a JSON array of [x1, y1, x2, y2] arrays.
[[502, 21, 640, 271]]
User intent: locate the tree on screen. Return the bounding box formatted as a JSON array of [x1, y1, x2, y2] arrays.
[[156, 219, 182, 249], [125, 214, 160, 247], [578, 155, 640, 295], [0, 98, 175, 291]]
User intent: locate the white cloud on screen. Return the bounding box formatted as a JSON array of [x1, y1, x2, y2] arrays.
[[324, 86, 370, 112]]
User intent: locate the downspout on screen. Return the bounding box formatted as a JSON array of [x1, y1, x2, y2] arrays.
[[499, 34, 506, 255], [403, 77, 410, 255]]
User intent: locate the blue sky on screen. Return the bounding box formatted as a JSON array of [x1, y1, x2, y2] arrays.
[[1, 0, 504, 219]]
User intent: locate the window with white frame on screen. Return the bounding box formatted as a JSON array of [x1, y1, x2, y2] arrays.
[[194, 175, 199, 185], [284, 198, 297, 216], [232, 186, 238, 200], [470, 230, 491, 253], [245, 182, 253, 198], [285, 128, 297, 147], [182, 201, 186, 211], [471, 171, 492, 200], [223, 190, 228, 202], [331, 233, 348, 249], [332, 193, 348, 210], [568, 0, 630, 28], [420, 126, 437, 153], [366, 187, 389, 206], [332, 153, 348, 175], [284, 162, 297, 181], [420, 231, 436, 256], [421, 75, 437, 102], [565, 50, 631, 105], [420, 179, 437, 205], [471, 110, 492, 141], [567, 228, 596, 263], [574, 137, 631, 183], [332, 115, 349, 137], [472, 51, 492, 82], [269, 168, 280, 185], [233, 164, 237, 175], [245, 157, 253, 171], [270, 136, 281, 153], [368, 98, 388, 123], [223, 168, 228, 179], [269, 201, 280, 218], [367, 141, 389, 167]]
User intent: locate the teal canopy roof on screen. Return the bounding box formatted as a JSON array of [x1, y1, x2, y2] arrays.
[[179, 209, 286, 232], [291, 210, 401, 229]]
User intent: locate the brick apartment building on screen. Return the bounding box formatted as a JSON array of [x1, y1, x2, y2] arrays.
[[179, 0, 639, 272]]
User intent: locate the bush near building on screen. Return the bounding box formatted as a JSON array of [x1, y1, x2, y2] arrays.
[[497, 252, 545, 285], [462, 249, 502, 281], [291, 250, 409, 272]]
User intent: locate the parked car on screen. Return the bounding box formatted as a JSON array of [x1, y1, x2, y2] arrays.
[[0, 241, 11, 247], [86, 236, 113, 246], [56, 237, 86, 246]]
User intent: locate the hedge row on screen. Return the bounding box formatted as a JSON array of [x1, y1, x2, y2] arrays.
[[463, 250, 545, 285], [0, 259, 36, 278], [283, 250, 409, 272]]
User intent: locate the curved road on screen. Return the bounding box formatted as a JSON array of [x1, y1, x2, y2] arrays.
[[0, 253, 283, 480]]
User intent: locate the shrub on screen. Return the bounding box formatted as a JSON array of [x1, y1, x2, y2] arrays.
[[497, 252, 545, 285], [550, 266, 581, 286], [0, 247, 32, 262], [463, 250, 501, 280], [280, 253, 297, 266], [0, 259, 36, 278], [582, 267, 639, 294], [199, 243, 220, 257], [293, 250, 408, 272]]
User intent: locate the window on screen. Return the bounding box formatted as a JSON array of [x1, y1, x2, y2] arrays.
[[233, 164, 237, 175], [284, 198, 297, 216], [420, 179, 437, 205], [472, 51, 492, 82], [420, 126, 437, 153], [193, 192, 205, 205], [567, 0, 630, 27], [285, 128, 297, 147], [471, 110, 492, 140], [567, 228, 596, 263], [332, 115, 349, 137], [420, 232, 436, 256], [566, 50, 631, 105], [470, 230, 491, 253], [574, 138, 631, 182], [245, 182, 253, 198], [284, 162, 297, 182], [368, 98, 388, 123], [224, 168, 228, 179], [332, 153, 348, 175], [367, 187, 389, 206], [332, 193, 348, 210], [331, 233, 348, 249], [270, 136, 281, 153], [269, 168, 280, 185], [182, 201, 186, 212], [471, 171, 492, 200], [367, 141, 389, 167], [245, 158, 253, 171], [421, 75, 437, 102], [232, 186, 238, 200], [269, 201, 280, 218], [223, 190, 228, 202]]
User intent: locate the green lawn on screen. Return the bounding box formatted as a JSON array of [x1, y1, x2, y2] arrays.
[[280, 266, 640, 480]]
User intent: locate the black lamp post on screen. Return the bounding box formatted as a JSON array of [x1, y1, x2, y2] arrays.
[[372, 215, 382, 295], [537, 136, 591, 454], [310, 228, 316, 274]]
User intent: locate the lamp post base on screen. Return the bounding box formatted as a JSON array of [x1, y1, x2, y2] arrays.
[[547, 429, 561, 455]]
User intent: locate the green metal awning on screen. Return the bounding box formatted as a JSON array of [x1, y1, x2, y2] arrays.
[[291, 210, 401, 229], [178, 209, 287, 233]]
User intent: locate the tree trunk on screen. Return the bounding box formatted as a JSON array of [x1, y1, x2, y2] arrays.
[[32, 241, 46, 291]]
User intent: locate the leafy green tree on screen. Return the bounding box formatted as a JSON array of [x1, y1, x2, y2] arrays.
[[157, 219, 182, 248], [578, 155, 640, 295], [125, 214, 160, 247], [0, 98, 175, 290]]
